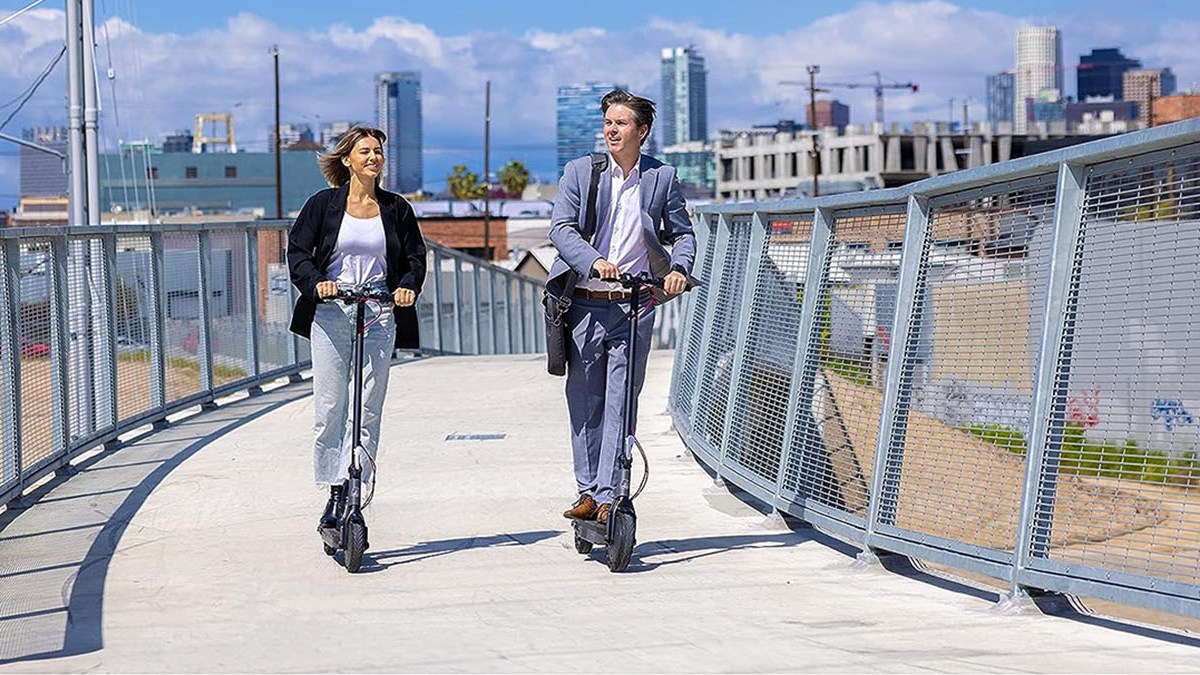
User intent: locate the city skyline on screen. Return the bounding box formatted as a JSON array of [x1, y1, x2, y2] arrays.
[[1, 1, 1197, 203]]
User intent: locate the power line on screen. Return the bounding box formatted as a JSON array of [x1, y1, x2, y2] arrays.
[[0, 45, 67, 132], [0, 0, 47, 28]]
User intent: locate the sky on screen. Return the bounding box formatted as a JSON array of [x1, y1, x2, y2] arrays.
[[1, 0, 1198, 205]]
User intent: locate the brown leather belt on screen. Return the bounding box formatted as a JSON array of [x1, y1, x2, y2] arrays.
[[573, 287, 647, 301]]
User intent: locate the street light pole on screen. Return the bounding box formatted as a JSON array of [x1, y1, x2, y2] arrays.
[[272, 45, 281, 220], [483, 80, 491, 259], [807, 64, 820, 198]]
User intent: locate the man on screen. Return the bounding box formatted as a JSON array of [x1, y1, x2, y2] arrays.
[[547, 89, 696, 525]]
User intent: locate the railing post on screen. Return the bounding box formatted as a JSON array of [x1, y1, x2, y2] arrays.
[[197, 231, 215, 399], [686, 215, 733, 438], [1009, 160, 1088, 602], [1, 238, 25, 506], [772, 206, 833, 509], [487, 266, 498, 354], [452, 254, 463, 353], [431, 246, 444, 352], [244, 228, 262, 384], [148, 232, 168, 409], [473, 262, 484, 354], [715, 213, 769, 477], [862, 193, 932, 560], [98, 232, 118, 430], [49, 236, 73, 461]]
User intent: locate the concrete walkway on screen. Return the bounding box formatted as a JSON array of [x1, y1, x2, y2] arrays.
[[2, 352, 1199, 672]]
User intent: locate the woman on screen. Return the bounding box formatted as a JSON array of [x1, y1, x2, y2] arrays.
[[287, 125, 426, 530]]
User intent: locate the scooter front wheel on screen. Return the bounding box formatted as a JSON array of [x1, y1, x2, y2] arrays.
[[607, 510, 636, 572], [345, 521, 367, 573]]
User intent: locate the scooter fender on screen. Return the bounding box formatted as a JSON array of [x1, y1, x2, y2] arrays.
[[606, 495, 637, 541]]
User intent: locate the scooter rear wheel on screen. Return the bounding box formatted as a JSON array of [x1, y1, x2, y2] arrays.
[[607, 510, 636, 572], [574, 535, 593, 554], [345, 521, 367, 573], [323, 542, 337, 556]]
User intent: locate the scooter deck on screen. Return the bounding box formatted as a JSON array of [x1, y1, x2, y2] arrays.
[[572, 517, 609, 546]]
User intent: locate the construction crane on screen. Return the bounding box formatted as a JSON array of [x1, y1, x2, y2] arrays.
[[782, 70, 919, 126]]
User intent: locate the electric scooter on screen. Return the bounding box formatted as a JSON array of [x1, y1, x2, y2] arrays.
[[571, 271, 669, 573], [318, 283, 393, 573]]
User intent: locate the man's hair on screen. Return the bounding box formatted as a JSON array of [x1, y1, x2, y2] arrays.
[[317, 125, 387, 187], [601, 89, 656, 147]]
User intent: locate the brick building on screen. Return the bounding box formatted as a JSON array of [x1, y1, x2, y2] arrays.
[[1152, 94, 1200, 126], [418, 216, 509, 261]]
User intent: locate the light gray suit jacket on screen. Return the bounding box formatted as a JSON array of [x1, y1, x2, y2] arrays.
[[547, 153, 697, 303]]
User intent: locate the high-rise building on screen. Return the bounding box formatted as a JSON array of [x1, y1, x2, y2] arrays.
[[660, 46, 708, 147], [1014, 26, 1062, 133], [986, 72, 1015, 126], [19, 127, 69, 198], [556, 82, 623, 177], [1124, 68, 1176, 126], [376, 71, 423, 193], [1078, 48, 1140, 101], [805, 100, 849, 132]]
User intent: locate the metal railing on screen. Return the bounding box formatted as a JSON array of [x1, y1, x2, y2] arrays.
[[0, 222, 545, 507], [672, 117, 1200, 619]]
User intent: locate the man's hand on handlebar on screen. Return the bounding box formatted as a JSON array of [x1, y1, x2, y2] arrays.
[[316, 280, 339, 299], [393, 287, 416, 307], [662, 270, 687, 295], [590, 257, 620, 280]]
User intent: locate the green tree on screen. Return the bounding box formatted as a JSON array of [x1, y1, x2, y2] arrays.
[[446, 164, 487, 199], [498, 160, 530, 197]]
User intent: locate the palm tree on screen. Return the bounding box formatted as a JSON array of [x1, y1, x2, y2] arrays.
[[498, 160, 530, 198], [446, 164, 487, 199]]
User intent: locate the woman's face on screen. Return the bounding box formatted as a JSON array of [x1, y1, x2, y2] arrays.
[[345, 135, 384, 182]]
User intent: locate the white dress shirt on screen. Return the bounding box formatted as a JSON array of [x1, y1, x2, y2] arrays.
[[579, 159, 650, 292]]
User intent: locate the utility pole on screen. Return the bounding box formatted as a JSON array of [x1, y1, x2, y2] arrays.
[[271, 45, 282, 220], [807, 64, 820, 198], [483, 80, 491, 259]]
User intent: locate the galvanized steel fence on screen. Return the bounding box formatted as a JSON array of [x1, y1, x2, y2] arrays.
[[671, 118, 1200, 619], [0, 223, 545, 507]]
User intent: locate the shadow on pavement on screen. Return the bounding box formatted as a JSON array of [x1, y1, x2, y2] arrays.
[[0, 385, 309, 667], [356, 530, 564, 572]]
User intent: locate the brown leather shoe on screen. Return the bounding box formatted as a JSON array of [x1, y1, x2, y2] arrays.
[[563, 494, 597, 520], [595, 503, 612, 525]]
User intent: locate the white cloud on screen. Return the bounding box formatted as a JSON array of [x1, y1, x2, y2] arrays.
[[0, 1, 1196, 196]]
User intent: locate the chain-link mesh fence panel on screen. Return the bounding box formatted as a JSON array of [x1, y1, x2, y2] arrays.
[[881, 174, 1057, 555], [16, 240, 54, 467], [1032, 146, 1200, 587], [416, 249, 437, 350], [258, 228, 294, 372], [693, 216, 753, 453], [66, 237, 111, 443], [114, 235, 156, 422], [208, 230, 251, 388], [459, 259, 478, 354], [785, 210, 905, 520], [162, 234, 203, 401], [493, 272, 511, 354], [1, 241, 16, 491], [722, 213, 811, 491], [673, 214, 718, 430]]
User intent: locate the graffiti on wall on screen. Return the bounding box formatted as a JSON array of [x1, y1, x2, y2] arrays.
[[1066, 387, 1101, 428], [1151, 398, 1195, 432]]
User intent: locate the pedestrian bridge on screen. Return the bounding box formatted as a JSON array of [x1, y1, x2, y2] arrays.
[[4, 119, 1200, 670]]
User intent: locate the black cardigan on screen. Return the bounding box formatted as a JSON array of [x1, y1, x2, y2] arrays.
[[287, 183, 426, 349]]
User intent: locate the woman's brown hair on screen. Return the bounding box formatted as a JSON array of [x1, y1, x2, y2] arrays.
[[317, 126, 388, 187]]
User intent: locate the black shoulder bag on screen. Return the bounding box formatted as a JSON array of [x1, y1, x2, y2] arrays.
[[544, 152, 608, 376]]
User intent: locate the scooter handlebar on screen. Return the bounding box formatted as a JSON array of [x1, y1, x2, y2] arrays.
[[333, 285, 395, 304], [588, 268, 699, 291]]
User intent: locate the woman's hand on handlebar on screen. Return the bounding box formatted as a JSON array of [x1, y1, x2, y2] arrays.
[[663, 270, 687, 295], [316, 280, 339, 299], [393, 287, 416, 307]]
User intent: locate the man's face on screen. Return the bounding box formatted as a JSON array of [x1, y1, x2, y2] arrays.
[[604, 104, 646, 157]]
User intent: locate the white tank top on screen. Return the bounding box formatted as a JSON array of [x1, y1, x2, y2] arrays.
[[328, 213, 387, 286]]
